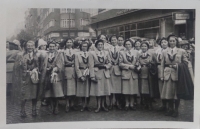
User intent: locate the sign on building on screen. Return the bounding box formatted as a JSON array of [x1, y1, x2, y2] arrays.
[[172, 12, 190, 20]]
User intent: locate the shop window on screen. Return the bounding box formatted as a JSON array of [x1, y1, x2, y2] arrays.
[[138, 20, 159, 29], [130, 31, 137, 37], [137, 28, 159, 39], [119, 26, 124, 31], [131, 24, 136, 30], [125, 25, 130, 31]]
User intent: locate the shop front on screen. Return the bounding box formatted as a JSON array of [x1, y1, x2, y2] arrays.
[[90, 9, 195, 40]]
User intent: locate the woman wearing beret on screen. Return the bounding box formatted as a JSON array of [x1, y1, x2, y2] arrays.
[[155, 37, 169, 111], [63, 38, 77, 112], [138, 41, 156, 110], [89, 34, 112, 52], [108, 35, 122, 110], [89, 39, 112, 113], [160, 35, 189, 117], [119, 39, 140, 111], [75, 41, 91, 112], [13, 41, 40, 117], [42, 42, 64, 115]]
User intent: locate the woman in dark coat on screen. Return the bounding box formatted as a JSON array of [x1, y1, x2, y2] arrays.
[[13, 40, 40, 117], [138, 41, 156, 110], [75, 41, 91, 112], [89, 39, 112, 113], [161, 35, 188, 117]]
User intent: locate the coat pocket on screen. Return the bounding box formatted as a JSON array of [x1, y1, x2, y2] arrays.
[[121, 70, 131, 79], [95, 70, 102, 80], [164, 68, 171, 81], [104, 70, 111, 79]]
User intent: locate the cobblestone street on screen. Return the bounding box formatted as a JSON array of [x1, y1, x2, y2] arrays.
[[7, 96, 193, 124]]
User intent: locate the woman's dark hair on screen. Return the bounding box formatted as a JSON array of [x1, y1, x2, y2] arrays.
[[59, 39, 66, 49], [79, 41, 89, 51], [133, 39, 141, 47], [109, 35, 117, 43], [65, 38, 74, 49], [48, 42, 56, 48], [73, 40, 80, 49], [123, 39, 134, 47], [97, 34, 108, 41], [167, 34, 179, 47], [118, 36, 124, 40], [95, 39, 104, 48], [159, 37, 168, 47], [140, 41, 149, 49]]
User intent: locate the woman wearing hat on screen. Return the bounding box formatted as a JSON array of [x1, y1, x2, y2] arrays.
[[160, 35, 189, 117], [108, 35, 122, 110], [42, 42, 64, 115], [155, 37, 169, 111], [63, 38, 77, 112], [119, 39, 140, 111], [13, 40, 40, 117], [89, 39, 112, 113], [75, 41, 91, 112], [138, 41, 156, 110]]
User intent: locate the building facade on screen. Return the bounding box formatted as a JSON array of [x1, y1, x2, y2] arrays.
[[90, 9, 195, 40], [24, 8, 98, 41]]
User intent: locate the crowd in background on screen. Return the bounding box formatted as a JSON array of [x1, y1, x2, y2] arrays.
[[6, 34, 195, 118]]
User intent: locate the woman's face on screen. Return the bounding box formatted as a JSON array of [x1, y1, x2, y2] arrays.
[[40, 45, 47, 50], [125, 41, 132, 50], [26, 42, 34, 53], [141, 44, 148, 53], [100, 35, 107, 43], [55, 44, 59, 50], [161, 40, 168, 49], [149, 40, 154, 47], [97, 42, 104, 51], [81, 43, 88, 52], [118, 37, 124, 46], [66, 40, 73, 48], [135, 41, 141, 50], [169, 37, 177, 48], [111, 37, 118, 46], [49, 44, 56, 53]]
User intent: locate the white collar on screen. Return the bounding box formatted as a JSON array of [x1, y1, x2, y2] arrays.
[[170, 47, 176, 51], [97, 50, 104, 57], [80, 51, 88, 58]]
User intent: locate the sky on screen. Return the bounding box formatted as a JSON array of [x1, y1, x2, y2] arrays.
[[6, 8, 27, 39]]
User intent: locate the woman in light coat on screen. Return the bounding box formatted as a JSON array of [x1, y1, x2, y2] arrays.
[[75, 41, 91, 112], [89, 39, 112, 113], [119, 39, 140, 111]]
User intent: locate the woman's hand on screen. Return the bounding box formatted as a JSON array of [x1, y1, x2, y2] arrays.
[[160, 78, 164, 81], [80, 76, 86, 81]]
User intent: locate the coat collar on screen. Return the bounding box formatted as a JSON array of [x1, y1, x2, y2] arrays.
[[167, 47, 178, 56], [80, 51, 89, 58]]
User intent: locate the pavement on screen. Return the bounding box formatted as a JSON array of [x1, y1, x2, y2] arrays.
[[6, 96, 193, 124]]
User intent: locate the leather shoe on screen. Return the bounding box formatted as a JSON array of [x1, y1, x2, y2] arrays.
[[85, 107, 92, 112], [165, 110, 174, 116], [157, 106, 167, 111], [65, 106, 70, 113], [172, 111, 179, 117], [124, 106, 129, 111], [102, 106, 109, 112], [117, 105, 122, 110], [94, 107, 101, 113], [80, 107, 85, 112], [130, 106, 136, 111]]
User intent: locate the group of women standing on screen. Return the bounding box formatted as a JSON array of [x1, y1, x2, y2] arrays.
[[10, 33, 194, 118]]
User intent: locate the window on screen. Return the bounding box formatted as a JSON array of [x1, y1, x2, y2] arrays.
[[49, 20, 55, 27], [80, 19, 89, 26], [60, 8, 66, 13], [49, 8, 54, 13], [61, 19, 75, 28], [60, 8, 75, 13]]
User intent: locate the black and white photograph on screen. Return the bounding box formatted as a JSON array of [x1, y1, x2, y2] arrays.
[[5, 7, 196, 126]]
